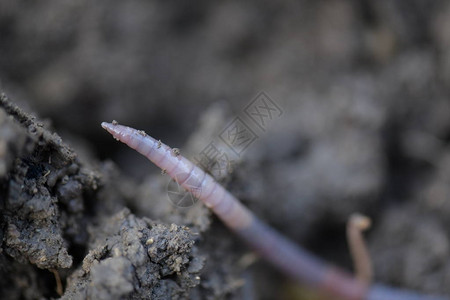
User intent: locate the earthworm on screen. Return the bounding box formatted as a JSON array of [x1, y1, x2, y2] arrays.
[[101, 122, 448, 300]]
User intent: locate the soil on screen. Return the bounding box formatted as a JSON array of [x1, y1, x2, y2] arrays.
[[1, 1, 450, 299]]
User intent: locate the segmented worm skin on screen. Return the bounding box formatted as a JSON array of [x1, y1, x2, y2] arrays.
[[101, 122, 253, 230], [102, 122, 448, 300]]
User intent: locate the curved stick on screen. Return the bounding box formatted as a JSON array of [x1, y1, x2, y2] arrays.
[[101, 122, 448, 300], [347, 213, 373, 284]]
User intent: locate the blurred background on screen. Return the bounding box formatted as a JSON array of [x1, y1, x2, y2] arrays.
[[2, 0, 450, 298]]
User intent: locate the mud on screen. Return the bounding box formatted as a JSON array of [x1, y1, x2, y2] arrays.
[[0, 95, 247, 299], [2, 1, 450, 299]]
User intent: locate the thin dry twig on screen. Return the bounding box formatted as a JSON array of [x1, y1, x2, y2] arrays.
[[347, 213, 373, 284], [50, 269, 63, 296]]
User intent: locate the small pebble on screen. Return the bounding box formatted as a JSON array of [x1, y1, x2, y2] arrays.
[[113, 247, 121, 257], [171, 148, 180, 156]]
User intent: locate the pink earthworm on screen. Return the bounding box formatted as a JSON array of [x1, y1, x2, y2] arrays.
[[101, 122, 448, 300]]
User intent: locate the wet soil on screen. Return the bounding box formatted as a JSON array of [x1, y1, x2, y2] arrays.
[[2, 1, 450, 299]]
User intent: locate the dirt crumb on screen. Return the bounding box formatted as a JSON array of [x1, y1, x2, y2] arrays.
[[63, 209, 202, 300]]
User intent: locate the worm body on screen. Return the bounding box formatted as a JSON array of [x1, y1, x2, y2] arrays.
[[101, 122, 252, 230], [102, 122, 448, 300]]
